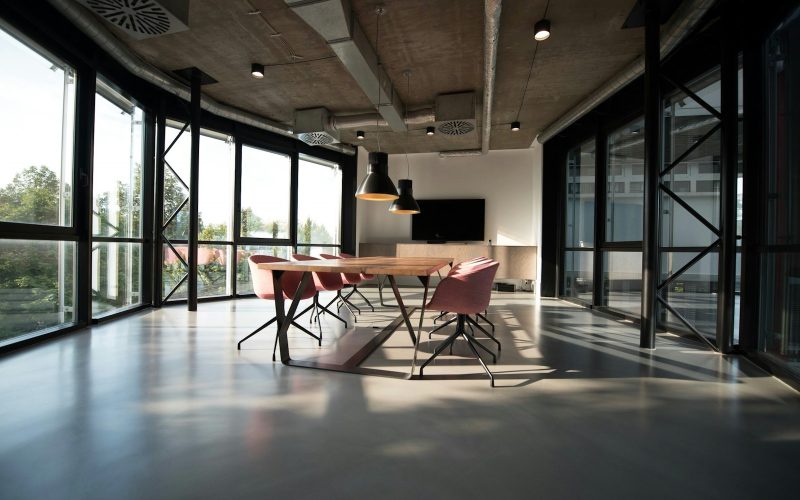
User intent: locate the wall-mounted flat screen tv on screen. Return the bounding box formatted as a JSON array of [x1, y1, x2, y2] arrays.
[[411, 199, 485, 242]]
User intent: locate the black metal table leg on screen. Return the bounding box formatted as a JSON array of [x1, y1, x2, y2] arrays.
[[387, 276, 417, 345], [410, 275, 430, 379], [273, 271, 313, 364]]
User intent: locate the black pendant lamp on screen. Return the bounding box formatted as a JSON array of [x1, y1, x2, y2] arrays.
[[355, 152, 399, 201], [389, 179, 420, 214]]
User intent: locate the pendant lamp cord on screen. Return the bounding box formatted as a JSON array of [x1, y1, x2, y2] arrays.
[[515, 0, 550, 122], [375, 9, 382, 153], [404, 70, 411, 178]]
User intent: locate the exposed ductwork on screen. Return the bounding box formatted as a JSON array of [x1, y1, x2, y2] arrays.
[[46, 0, 356, 155], [285, 0, 407, 132], [439, 0, 501, 158], [535, 0, 716, 145], [332, 108, 435, 130]]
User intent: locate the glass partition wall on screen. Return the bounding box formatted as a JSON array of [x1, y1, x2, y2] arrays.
[[0, 15, 354, 348], [559, 65, 743, 345], [562, 139, 595, 303]]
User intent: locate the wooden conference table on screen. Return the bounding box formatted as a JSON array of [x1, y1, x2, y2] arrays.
[[257, 256, 452, 379]]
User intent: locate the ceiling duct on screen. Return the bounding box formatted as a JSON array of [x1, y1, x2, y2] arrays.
[[75, 0, 189, 39], [439, 0, 501, 157], [285, 0, 407, 132], [294, 107, 340, 145], [435, 92, 477, 136]]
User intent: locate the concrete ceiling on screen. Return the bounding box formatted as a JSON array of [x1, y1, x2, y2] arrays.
[[104, 0, 645, 153]]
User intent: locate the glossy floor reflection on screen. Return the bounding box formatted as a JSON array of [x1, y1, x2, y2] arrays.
[[0, 291, 798, 499]]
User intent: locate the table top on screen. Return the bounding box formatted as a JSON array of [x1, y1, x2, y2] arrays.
[[256, 256, 453, 277]]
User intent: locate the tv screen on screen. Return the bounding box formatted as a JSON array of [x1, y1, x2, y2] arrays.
[[412, 199, 485, 242]]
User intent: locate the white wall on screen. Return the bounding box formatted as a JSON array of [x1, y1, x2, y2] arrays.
[[355, 143, 543, 291]]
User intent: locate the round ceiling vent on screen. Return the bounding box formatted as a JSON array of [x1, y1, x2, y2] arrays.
[[437, 120, 475, 136], [85, 0, 172, 37], [298, 132, 337, 146]]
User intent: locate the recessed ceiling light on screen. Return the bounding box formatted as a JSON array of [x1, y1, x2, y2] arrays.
[[251, 63, 265, 79], [426, 126, 435, 136], [534, 19, 551, 41], [356, 130, 365, 139], [511, 121, 521, 131]]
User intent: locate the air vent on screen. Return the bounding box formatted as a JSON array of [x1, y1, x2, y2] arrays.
[[434, 92, 476, 136], [77, 0, 190, 39], [438, 120, 475, 136], [294, 107, 340, 146], [297, 131, 337, 146]]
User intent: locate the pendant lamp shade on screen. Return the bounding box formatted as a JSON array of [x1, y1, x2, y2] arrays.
[[389, 179, 420, 214], [355, 152, 399, 201]]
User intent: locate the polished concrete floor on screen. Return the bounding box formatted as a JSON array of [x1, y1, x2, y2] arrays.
[[1, 290, 799, 500]]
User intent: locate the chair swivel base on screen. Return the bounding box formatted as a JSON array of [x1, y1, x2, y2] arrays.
[[419, 315, 497, 387]]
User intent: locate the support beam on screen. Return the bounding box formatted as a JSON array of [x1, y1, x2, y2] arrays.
[[286, 0, 407, 131], [640, 0, 661, 349], [188, 68, 201, 311], [716, 8, 739, 353]]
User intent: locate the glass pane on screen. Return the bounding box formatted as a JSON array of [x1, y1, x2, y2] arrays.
[[604, 251, 642, 316], [199, 133, 234, 241], [760, 253, 800, 377], [765, 9, 800, 246], [0, 240, 75, 343], [563, 250, 593, 302], [760, 9, 800, 378], [161, 244, 232, 300], [163, 124, 190, 241], [93, 84, 144, 238], [661, 251, 718, 337], [198, 244, 231, 298], [0, 28, 75, 226], [663, 67, 722, 247], [92, 242, 141, 316], [236, 245, 292, 295], [240, 145, 290, 238], [295, 246, 340, 258], [162, 243, 187, 302], [606, 117, 644, 242], [565, 139, 595, 248], [297, 156, 341, 245]]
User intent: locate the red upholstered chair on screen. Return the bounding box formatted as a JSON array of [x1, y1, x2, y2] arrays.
[[432, 256, 496, 334], [338, 252, 375, 312], [292, 254, 350, 327], [420, 259, 500, 386], [319, 254, 367, 317], [238, 255, 320, 361]]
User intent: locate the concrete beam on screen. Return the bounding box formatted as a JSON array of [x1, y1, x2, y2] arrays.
[[286, 0, 407, 131]]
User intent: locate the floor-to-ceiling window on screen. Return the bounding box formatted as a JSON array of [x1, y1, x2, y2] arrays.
[[563, 139, 595, 302], [603, 116, 645, 316], [760, 6, 800, 377], [236, 144, 293, 295], [92, 78, 144, 317], [161, 123, 236, 300], [197, 130, 234, 298], [660, 67, 724, 339], [295, 154, 342, 257], [0, 24, 77, 344]]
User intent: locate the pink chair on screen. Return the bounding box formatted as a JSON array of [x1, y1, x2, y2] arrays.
[[432, 256, 496, 333], [339, 252, 375, 312], [292, 254, 350, 328], [319, 254, 373, 317], [238, 255, 320, 361], [420, 259, 500, 386]]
